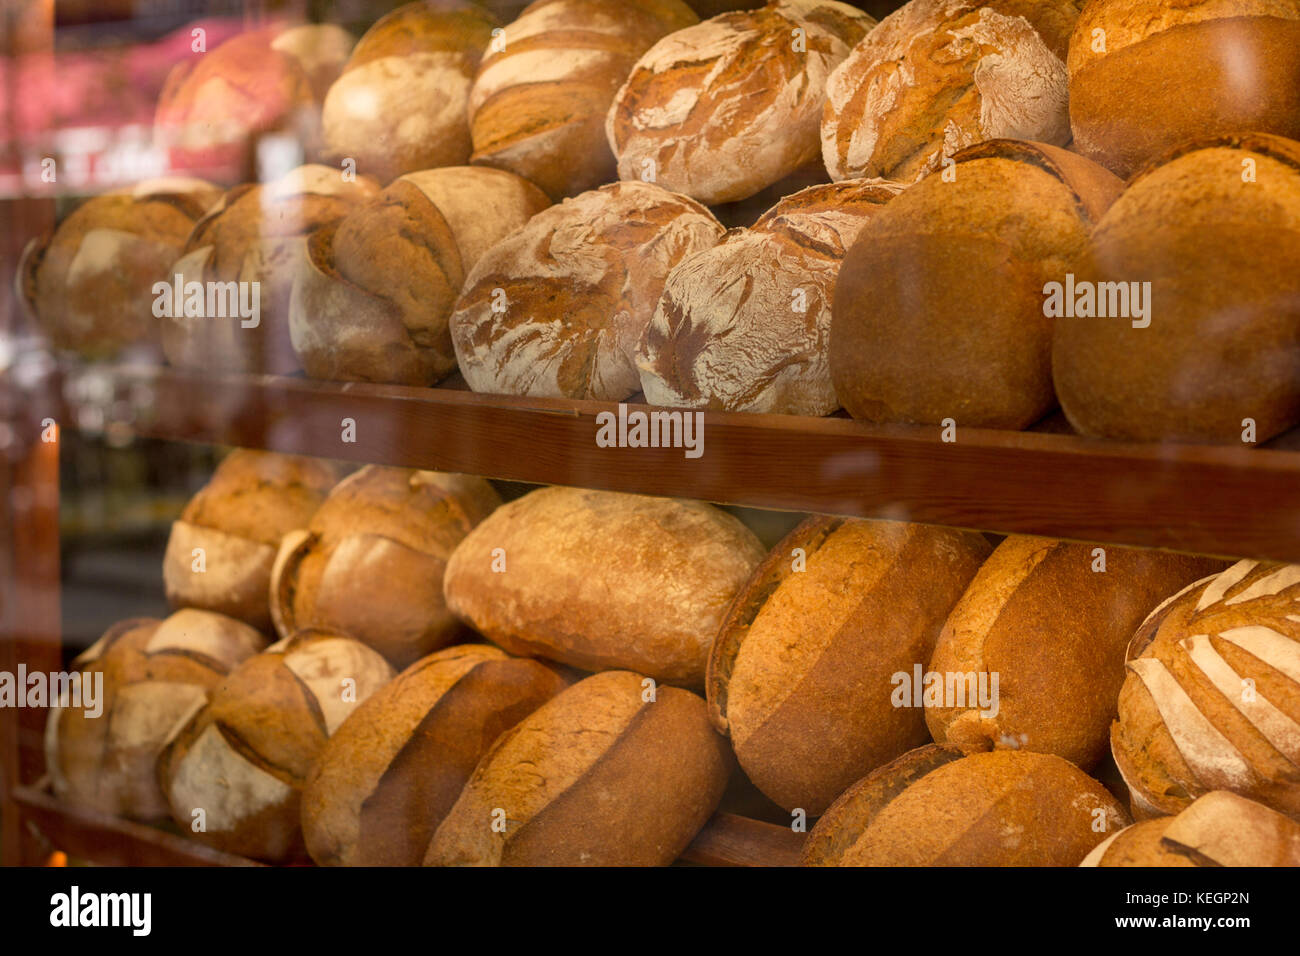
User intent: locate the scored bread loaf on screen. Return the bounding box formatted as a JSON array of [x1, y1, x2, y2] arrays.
[[1081, 791, 1300, 867], [443, 485, 765, 686], [1053, 133, 1300, 445], [803, 745, 1129, 866], [290, 166, 549, 385], [163, 450, 339, 631], [637, 179, 900, 415], [830, 139, 1122, 429], [821, 0, 1079, 184], [424, 670, 732, 866], [321, 1, 500, 183], [925, 537, 1225, 769], [708, 516, 990, 815], [271, 466, 501, 669], [1068, 0, 1300, 178], [449, 181, 724, 400], [607, 0, 873, 204], [45, 611, 267, 821], [301, 644, 568, 866], [160, 629, 394, 862], [1112, 559, 1300, 819], [468, 0, 698, 200]]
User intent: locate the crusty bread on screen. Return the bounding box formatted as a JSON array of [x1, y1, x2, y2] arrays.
[[271, 466, 501, 669], [301, 644, 568, 866], [444, 485, 765, 686], [1053, 133, 1300, 445], [160, 629, 394, 862], [803, 745, 1129, 866], [925, 536, 1225, 770], [607, 0, 873, 204], [424, 670, 732, 865], [468, 0, 698, 200], [1081, 791, 1300, 867], [1068, 0, 1300, 178], [830, 139, 1122, 429], [638, 179, 900, 415], [290, 166, 549, 386], [45, 610, 266, 822], [449, 181, 724, 400], [708, 516, 989, 815], [822, 0, 1079, 184], [163, 450, 339, 631], [1112, 559, 1300, 819]]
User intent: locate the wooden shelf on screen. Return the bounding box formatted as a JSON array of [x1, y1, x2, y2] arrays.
[[45, 363, 1300, 563]]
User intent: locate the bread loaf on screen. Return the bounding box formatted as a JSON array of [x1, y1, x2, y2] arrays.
[[424, 670, 732, 865], [1053, 133, 1300, 445], [163, 450, 339, 631], [821, 0, 1079, 184], [1068, 0, 1300, 178], [160, 164, 381, 374], [45, 611, 266, 821], [449, 181, 724, 400], [1081, 790, 1300, 867], [1112, 559, 1300, 819], [161, 629, 394, 862], [290, 166, 549, 385], [830, 139, 1121, 429], [803, 745, 1129, 866], [708, 516, 989, 815], [321, 1, 499, 183], [925, 536, 1225, 770], [444, 485, 765, 686], [468, 0, 698, 200], [271, 466, 501, 669], [301, 644, 568, 866], [638, 179, 900, 415], [16, 178, 221, 358], [607, 0, 873, 204]]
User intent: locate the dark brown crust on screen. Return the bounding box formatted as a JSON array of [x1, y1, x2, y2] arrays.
[[268, 528, 313, 641], [951, 138, 1123, 226]]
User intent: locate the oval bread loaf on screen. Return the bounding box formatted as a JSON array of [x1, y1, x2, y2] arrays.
[[708, 516, 990, 814], [301, 644, 568, 866], [1112, 559, 1300, 819], [803, 745, 1129, 866], [925, 536, 1225, 769], [424, 670, 732, 866], [443, 485, 765, 686]]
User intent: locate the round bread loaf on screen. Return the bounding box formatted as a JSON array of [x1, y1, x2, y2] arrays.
[[803, 745, 1129, 866], [301, 644, 568, 866], [1080, 790, 1300, 867], [163, 450, 339, 631], [271, 466, 501, 669], [424, 670, 732, 865], [468, 0, 698, 200], [708, 516, 990, 815], [44, 610, 267, 821], [830, 139, 1122, 429], [154, 25, 353, 176], [925, 536, 1225, 770], [1112, 559, 1300, 819], [1053, 133, 1300, 445], [638, 179, 900, 415], [160, 629, 394, 862], [321, 1, 499, 183], [290, 166, 549, 385], [15, 178, 221, 359], [444, 485, 765, 686], [1068, 0, 1300, 178], [449, 181, 724, 400], [606, 0, 873, 204], [821, 0, 1078, 185], [159, 164, 381, 375]]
